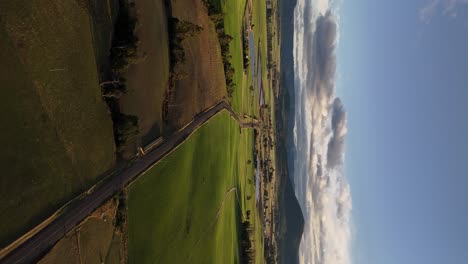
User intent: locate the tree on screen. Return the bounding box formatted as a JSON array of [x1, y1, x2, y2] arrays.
[[101, 78, 128, 99], [171, 18, 203, 39], [113, 113, 139, 148]]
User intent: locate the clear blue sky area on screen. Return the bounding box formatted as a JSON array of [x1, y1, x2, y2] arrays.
[[337, 0, 468, 263]]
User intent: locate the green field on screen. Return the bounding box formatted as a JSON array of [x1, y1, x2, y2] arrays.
[[252, 0, 268, 86], [238, 129, 265, 264], [0, 1, 115, 246], [216, 0, 247, 113], [217, 0, 267, 118], [127, 111, 241, 263]]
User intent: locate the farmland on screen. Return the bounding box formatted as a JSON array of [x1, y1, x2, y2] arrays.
[[127, 111, 242, 263], [1, 0, 280, 262], [127, 109, 265, 263], [164, 0, 227, 129], [120, 0, 170, 145], [37, 199, 124, 264], [0, 0, 115, 246]]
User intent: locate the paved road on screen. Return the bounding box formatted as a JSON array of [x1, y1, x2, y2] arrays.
[[1, 101, 246, 264]]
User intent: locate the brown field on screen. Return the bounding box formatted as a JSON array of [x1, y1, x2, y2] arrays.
[[166, 0, 227, 128], [79, 218, 115, 264], [120, 0, 170, 146], [37, 232, 80, 264], [37, 199, 123, 264]]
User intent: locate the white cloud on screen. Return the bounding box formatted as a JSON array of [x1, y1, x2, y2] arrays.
[[317, 0, 330, 15], [293, 3, 352, 264], [420, 0, 468, 23]]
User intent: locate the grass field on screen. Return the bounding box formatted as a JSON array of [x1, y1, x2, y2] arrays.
[[79, 218, 115, 264], [128, 109, 265, 263], [37, 199, 123, 264], [37, 232, 80, 264], [38, 217, 121, 264], [216, 0, 265, 119], [121, 0, 170, 145], [217, 0, 246, 113], [0, 0, 115, 246], [238, 129, 265, 264], [105, 234, 123, 264], [251, 0, 269, 102], [127, 111, 241, 263], [87, 0, 119, 76]]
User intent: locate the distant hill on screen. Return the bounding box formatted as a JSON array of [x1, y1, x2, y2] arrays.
[[276, 0, 304, 262], [277, 171, 305, 264], [279, 0, 297, 185]]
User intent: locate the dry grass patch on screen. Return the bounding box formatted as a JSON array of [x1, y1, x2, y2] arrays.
[[38, 199, 124, 264]]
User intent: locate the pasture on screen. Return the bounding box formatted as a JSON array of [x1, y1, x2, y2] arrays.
[[121, 0, 170, 145], [127, 109, 265, 263], [0, 0, 115, 246], [127, 111, 240, 263]]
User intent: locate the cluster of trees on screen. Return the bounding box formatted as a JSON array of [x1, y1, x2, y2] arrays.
[[168, 17, 203, 79], [243, 39, 250, 70], [163, 17, 203, 122], [203, 0, 236, 97], [219, 31, 235, 96], [240, 220, 256, 263], [110, 0, 140, 76], [113, 113, 139, 148], [114, 192, 127, 233]]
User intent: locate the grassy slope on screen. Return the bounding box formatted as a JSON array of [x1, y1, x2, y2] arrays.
[[37, 232, 80, 264], [105, 233, 123, 264], [128, 111, 240, 264], [0, 1, 115, 246], [79, 218, 115, 264]]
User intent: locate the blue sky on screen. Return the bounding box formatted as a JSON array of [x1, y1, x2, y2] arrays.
[[337, 0, 468, 263]]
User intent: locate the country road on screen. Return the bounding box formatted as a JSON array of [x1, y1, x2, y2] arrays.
[[1, 101, 250, 264]]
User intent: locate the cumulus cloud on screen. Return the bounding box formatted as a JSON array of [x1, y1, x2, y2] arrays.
[[293, 2, 351, 264], [303, 11, 338, 103], [420, 0, 468, 23], [327, 98, 347, 168]]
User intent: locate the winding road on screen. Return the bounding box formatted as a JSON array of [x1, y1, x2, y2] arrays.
[[1, 100, 251, 264]]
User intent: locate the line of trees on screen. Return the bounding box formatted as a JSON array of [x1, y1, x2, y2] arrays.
[[168, 17, 203, 79], [102, 0, 140, 150], [240, 220, 256, 263]]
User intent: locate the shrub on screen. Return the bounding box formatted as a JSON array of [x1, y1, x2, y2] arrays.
[[113, 113, 139, 148]]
